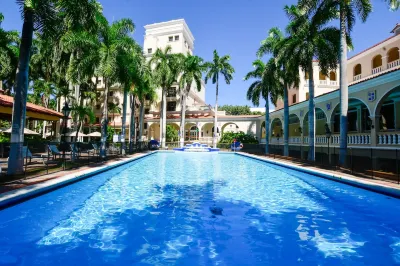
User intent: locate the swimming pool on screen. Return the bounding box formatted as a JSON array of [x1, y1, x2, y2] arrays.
[[1, 152, 400, 265]]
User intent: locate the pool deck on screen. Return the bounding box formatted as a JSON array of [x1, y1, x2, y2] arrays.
[[1, 151, 400, 209], [238, 152, 400, 198], [0, 152, 153, 209]]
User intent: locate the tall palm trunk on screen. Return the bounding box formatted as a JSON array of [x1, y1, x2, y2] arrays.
[[161, 88, 167, 148], [265, 100, 270, 154], [159, 88, 164, 146], [307, 61, 315, 161], [339, 6, 348, 166], [213, 77, 219, 148], [100, 79, 109, 157], [75, 96, 85, 143], [139, 100, 145, 141], [121, 87, 128, 152], [179, 87, 188, 147], [283, 84, 289, 157], [8, 10, 34, 175], [129, 94, 135, 153]]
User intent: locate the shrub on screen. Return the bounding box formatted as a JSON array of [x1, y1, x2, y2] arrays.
[[218, 131, 259, 144]]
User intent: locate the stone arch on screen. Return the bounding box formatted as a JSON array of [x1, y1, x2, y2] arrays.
[[288, 114, 301, 137], [354, 64, 362, 76], [270, 118, 282, 138], [221, 122, 240, 134], [319, 72, 327, 80], [387, 47, 400, 63], [201, 122, 219, 140], [330, 97, 372, 133], [260, 121, 266, 139], [374, 85, 400, 132], [303, 108, 327, 136], [148, 122, 160, 141], [372, 54, 383, 69]]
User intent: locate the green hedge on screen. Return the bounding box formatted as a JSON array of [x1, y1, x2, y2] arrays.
[[218, 131, 259, 144]]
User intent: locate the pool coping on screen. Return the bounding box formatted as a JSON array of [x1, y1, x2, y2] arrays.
[[237, 152, 400, 198], [0, 152, 155, 210]]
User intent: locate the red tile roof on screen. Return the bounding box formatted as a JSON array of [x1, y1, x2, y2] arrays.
[[0, 94, 63, 118], [348, 35, 396, 60]]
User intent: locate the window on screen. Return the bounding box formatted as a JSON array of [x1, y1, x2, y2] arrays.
[[168, 36, 173, 42], [108, 116, 112, 122], [167, 101, 176, 111], [329, 71, 337, 81], [175, 35, 179, 41], [354, 64, 362, 76], [292, 94, 296, 104], [109, 91, 114, 97], [96, 79, 102, 85], [145, 108, 150, 114], [96, 117, 100, 123], [144, 123, 148, 130], [96, 104, 100, 110], [306, 92, 310, 100], [147, 48, 152, 54], [167, 87, 177, 97]]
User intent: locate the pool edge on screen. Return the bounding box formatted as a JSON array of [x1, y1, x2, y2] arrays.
[[0, 152, 155, 210], [237, 152, 400, 199]]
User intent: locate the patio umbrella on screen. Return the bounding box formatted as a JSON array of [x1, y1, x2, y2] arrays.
[[87, 131, 101, 137], [65, 131, 87, 137], [2, 127, 40, 135]]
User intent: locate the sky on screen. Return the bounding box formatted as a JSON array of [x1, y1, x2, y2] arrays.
[[1, 0, 399, 109]]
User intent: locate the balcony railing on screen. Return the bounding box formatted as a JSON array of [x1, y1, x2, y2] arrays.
[[388, 59, 400, 70], [319, 80, 327, 85], [330, 81, 338, 86], [353, 74, 362, 81], [378, 133, 400, 145], [372, 66, 383, 75]]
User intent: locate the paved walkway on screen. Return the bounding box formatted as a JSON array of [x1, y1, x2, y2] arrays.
[[0, 153, 148, 194]]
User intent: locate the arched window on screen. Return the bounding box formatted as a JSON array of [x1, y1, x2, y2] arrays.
[[353, 64, 362, 80], [319, 72, 327, 80], [305, 72, 309, 79], [372, 55, 383, 69], [387, 47, 400, 68], [329, 71, 337, 81]]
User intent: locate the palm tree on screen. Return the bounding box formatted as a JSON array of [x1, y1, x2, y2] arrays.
[[245, 59, 280, 154], [8, 0, 58, 175], [108, 102, 121, 132], [97, 18, 135, 157], [204, 50, 235, 148], [299, 0, 397, 165], [71, 103, 95, 142], [284, 4, 340, 161], [178, 53, 206, 147], [0, 13, 19, 93], [149, 46, 178, 148], [257, 27, 300, 157]]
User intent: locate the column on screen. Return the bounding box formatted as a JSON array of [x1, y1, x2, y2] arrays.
[[370, 115, 380, 146], [357, 106, 362, 133], [382, 56, 388, 71]]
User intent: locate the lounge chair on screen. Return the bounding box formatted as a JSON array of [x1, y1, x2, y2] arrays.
[[48, 144, 62, 159], [231, 142, 243, 151]]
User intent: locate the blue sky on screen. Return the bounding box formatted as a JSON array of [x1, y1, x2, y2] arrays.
[[1, 0, 399, 108]]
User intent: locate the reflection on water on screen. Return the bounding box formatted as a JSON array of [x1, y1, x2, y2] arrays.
[[1, 153, 400, 265]]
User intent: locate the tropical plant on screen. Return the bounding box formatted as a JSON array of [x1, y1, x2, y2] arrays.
[[204, 50, 235, 148], [257, 27, 300, 157], [0, 13, 19, 94], [244, 58, 280, 154], [218, 105, 252, 115], [149, 46, 179, 148], [283, 4, 340, 161], [218, 131, 259, 144], [166, 124, 178, 142], [96, 18, 135, 157], [178, 53, 206, 147]]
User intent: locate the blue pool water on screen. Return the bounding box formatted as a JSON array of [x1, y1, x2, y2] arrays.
[[1, 153, 400, 265]]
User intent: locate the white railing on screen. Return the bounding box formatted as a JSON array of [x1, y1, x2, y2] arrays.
[[319, 80, 327, 85], [332, 134, 370, 145], [330, 81, 338, 86], [372, 66, 382, 75], [353, 74, 362, 81], [270, 137, 280, 144], [388, 59, 400, 69], [289, 137, 302, 144], [378, 133, 400, 145]]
